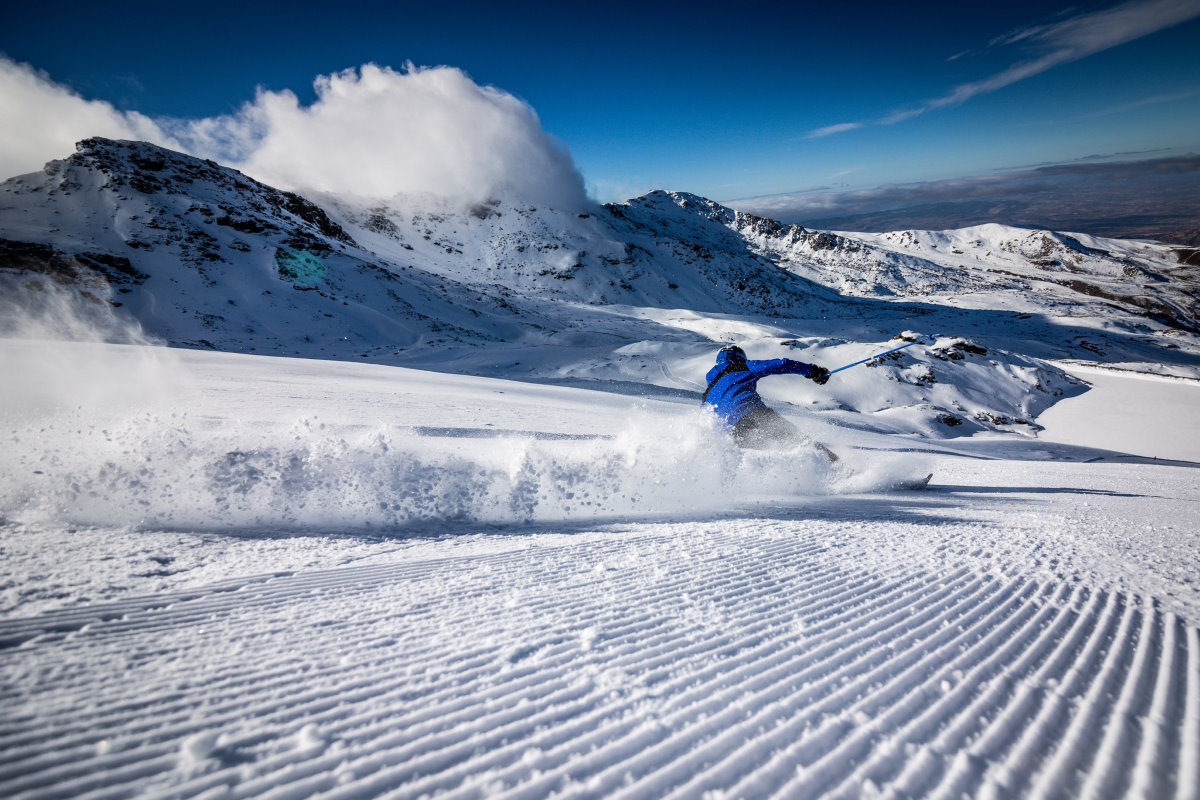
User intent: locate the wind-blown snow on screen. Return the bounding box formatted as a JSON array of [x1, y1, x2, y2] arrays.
[[0, 343, 873, 535]]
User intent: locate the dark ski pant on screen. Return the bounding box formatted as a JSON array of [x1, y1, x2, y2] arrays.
[[732, 406, 800, 449], [732, 406, 839, 461]]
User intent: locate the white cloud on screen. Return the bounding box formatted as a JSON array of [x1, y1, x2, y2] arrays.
[[1, 59, 588, 209], [805, 122, 863, 139], [173, 63, 588, 209], [1086, 87, 1200, 117], [0, 58, 177, 180]]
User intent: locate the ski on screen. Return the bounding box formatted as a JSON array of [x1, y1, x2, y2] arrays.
[[892, 473, 933, 491]]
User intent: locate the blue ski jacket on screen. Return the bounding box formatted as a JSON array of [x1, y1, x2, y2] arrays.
[[702, 350, 817, 429]]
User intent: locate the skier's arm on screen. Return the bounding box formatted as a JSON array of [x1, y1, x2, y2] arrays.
[[746, 358, 815, 378], [747, 358, 829, 384]]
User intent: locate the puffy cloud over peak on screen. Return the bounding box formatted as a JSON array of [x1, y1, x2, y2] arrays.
[[0, 58, 176, 180], [178, 64, 589, 209], [1, 59, 590, 210]]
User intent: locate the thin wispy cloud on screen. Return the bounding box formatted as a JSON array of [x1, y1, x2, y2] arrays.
[[906, 0, 1200, 120], [879, 108, 925, 126], [805, 122, 863, 139], [1085, 87, 1200, 117], [730, 153, 1200, 237], [809, 0, 1200, 138]]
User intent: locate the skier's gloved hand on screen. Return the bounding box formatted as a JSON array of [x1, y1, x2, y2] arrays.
[[810, 365, 830, 385]]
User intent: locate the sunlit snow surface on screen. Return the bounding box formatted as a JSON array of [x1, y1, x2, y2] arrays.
[[2, 342, 1199, 798]]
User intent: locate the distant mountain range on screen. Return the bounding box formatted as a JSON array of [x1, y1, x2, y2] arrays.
[[2, 138, 1198, 436], [735, 154, 1200, 245]]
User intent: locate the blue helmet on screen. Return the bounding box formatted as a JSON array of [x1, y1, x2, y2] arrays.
[[718, 345, 746, 364]]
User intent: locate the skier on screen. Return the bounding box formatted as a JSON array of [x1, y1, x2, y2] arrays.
[[701, 345, 831, 452]]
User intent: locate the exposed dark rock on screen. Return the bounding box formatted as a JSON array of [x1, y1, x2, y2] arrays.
[[1176, 247, 1200, 266], [69, 138, 356, 251], [951, 341, 988, 356], [734, 211, 785, 238], [0, 238, 148, 287], [274, 191, 355, 246], [470, 203, 502, 220], [1055, 279, 1195, 331], [911, 368, 936, 386], [363, 212, 403, 238], [216, 214, 276, 235]]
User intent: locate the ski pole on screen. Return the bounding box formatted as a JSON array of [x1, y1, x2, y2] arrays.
[[828, 333, 942, 375]]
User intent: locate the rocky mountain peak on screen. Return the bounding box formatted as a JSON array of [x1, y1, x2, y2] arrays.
[[58, 138, 355, 250]]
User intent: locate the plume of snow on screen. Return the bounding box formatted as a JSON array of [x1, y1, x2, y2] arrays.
[[0, 276, 184, 425]]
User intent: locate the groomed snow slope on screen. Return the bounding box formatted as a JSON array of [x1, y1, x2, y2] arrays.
[[1037, 363, 1200, 462], [3, 343, 1199, 799]]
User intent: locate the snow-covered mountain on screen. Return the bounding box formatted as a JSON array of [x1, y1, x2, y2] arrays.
[[5, 143, 1200, 800], [732, 203, 1198, 331], [2, 138, 1198, 437]]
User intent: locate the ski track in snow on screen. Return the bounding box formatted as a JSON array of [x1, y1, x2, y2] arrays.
[[2, 519, 1199, 799]]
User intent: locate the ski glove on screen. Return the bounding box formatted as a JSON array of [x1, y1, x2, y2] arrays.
[[810, 365, 830, 385]]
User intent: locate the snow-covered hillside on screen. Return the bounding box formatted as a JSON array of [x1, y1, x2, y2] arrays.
[[674, 190, 1198, 362], [3, 139, 1198, 440]]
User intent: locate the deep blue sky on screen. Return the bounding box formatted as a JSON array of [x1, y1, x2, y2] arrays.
[[4, 0, 1200, 202]]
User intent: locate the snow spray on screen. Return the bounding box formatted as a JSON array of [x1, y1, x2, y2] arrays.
[[0, 403, 899, 532]]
